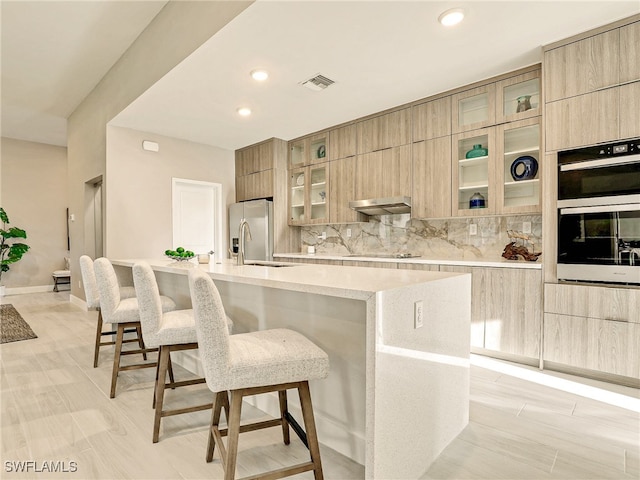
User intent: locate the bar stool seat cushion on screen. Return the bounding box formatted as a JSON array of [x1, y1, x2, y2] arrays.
[[211, 328, 329, 392]]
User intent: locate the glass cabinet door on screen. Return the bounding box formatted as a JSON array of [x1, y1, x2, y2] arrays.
[[496, 70, 541, 123], [289, 140, 306, 169], [498, 118, 541, 213], [452, 84, 496, 133], [310, 135, 327, 164], [290, 168, 306, 224], [309, 164, 328, 222], [453, 128, 495, 215]]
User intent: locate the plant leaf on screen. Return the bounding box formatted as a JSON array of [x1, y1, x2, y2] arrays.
[[0, 208, 8, 224]]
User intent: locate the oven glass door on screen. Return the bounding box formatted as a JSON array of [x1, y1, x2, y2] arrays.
[[558, 211, 618, 265], [558, 206, 640, 266], [558, 158, 640, 202]]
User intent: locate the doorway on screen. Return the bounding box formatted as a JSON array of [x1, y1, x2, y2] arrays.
[[172, 178, 222, 262], [84, 177, 103, 259]]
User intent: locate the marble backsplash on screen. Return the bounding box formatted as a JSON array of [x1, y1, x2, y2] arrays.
[[300, 214, 542, 261]]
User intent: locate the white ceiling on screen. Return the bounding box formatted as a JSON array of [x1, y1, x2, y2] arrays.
[[2, 1, 639, 150], [1, 0, 168, 146]]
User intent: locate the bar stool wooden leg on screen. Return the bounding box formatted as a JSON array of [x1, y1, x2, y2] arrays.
[[136, 324, 148, 361], [93, 309, 104, 368], [279, 389, 291, 445], [168, 352, 175, 388], [207, 391, 226, 462], [299, 381, 324, 480], [224, 391, 244, 480], [110, 324, 125, 398], [152, 345, 171, 443]]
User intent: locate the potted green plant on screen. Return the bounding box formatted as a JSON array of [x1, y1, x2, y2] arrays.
[[0, 207, 30, 296]]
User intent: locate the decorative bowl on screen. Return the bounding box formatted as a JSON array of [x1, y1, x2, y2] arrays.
[[166, 254, 194, 262]]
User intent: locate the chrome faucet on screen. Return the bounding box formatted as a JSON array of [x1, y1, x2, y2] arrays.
[[237, 218, 252, 266]]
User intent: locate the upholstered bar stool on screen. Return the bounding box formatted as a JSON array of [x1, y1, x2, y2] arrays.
[[188, 269, 329, 480], [79, 255, 138, 368], [132, 261, 234, 443], [94, 257, 176, 398]]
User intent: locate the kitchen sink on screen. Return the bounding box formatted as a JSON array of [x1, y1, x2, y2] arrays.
[[243, 261, 297, 267]]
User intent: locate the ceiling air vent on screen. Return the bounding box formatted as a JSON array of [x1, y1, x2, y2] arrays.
[[300, 74, 335, 91]]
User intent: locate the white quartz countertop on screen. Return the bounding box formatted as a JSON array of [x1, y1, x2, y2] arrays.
[[111, 258, 466, 301], [274, 252, 542, 269]]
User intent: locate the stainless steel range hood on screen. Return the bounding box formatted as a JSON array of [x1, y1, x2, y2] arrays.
[[349, 196, 411, 215]]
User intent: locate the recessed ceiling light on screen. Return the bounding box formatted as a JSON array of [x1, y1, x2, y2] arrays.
[[250, 69, 269, 81], [237, 107, 252, 116], [438, 8, 465, 27]]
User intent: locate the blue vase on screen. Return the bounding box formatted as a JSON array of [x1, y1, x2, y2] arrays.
[[466, 144, 488, 159], [510, 155, 538, 181], [469, 192, 486, 209]]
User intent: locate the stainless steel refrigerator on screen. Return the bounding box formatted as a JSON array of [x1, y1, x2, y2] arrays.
[[228, 199, 273, 261]]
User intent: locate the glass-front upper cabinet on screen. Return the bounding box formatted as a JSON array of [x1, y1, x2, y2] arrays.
[[496, 70, 541, 123], [451, 84, 496, 134], [288, 133, 328, 168], [497, 117, 541, 214], [309, 165, 328, 222], [288, 164, 329, 225], [452, 127, 496, 216], [289, 167, 306, 225]]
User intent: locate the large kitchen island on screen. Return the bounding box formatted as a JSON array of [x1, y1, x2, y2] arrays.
[[111, 258, 471, 479]]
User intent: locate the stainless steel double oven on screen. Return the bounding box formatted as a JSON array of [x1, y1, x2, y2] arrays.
[[557, 138, 640, 285]]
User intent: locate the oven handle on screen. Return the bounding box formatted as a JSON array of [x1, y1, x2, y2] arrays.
[[560, 154, 640, 171], [560, 203, 640, 215]]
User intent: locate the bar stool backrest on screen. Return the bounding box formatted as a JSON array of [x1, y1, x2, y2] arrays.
[[79, 255, 101, 310], [94, 258, 123, 322], [188, 269, 231, 393], [132, 262, 164, 347]]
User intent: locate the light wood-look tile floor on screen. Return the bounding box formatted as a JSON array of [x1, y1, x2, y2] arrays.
[[1, 292, 638, 479]]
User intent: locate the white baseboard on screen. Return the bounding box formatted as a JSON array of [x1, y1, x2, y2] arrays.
[[3, 285, 55, 295], [69, 294, 88, 311]]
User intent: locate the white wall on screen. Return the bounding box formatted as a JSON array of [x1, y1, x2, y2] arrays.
[[1, 138, 68, 289], [66, 1, 252, 300], [105, 126, 235, 259]]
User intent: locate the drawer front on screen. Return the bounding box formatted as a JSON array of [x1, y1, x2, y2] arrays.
[[544, 313, 640, 379], [544, 283, 640, 323]]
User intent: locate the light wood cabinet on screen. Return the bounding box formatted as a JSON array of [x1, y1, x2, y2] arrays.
[[545, 88, 620, 151], [397, 263, 440, 271], [289, 133, 328, 168], [440, 265, 542, 359], [544, 29, 620, 103], [482, 268, 542, 358], [342, 260, 398, 269], [412, 96, 451, 142], [236, 140, 273, 176], [328, 124, 356, 161], [290, 258, 343, 265], [452, 126, 497, 216], [620, 81, 640, 140], [620, 21, 640, 83], [289, 163, 329, 225], [543, 283, 640, 381], [544, 314, 640, 379], [236, 169, 273, 202], [329, 156, 363, 224], [451, 84, 496, 134], [356, 108, 411, 154], [235, 139, 278, 201], [544, 283, 640, 324], [412, 137, 452, 219], [355, 144, 411, 200]]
